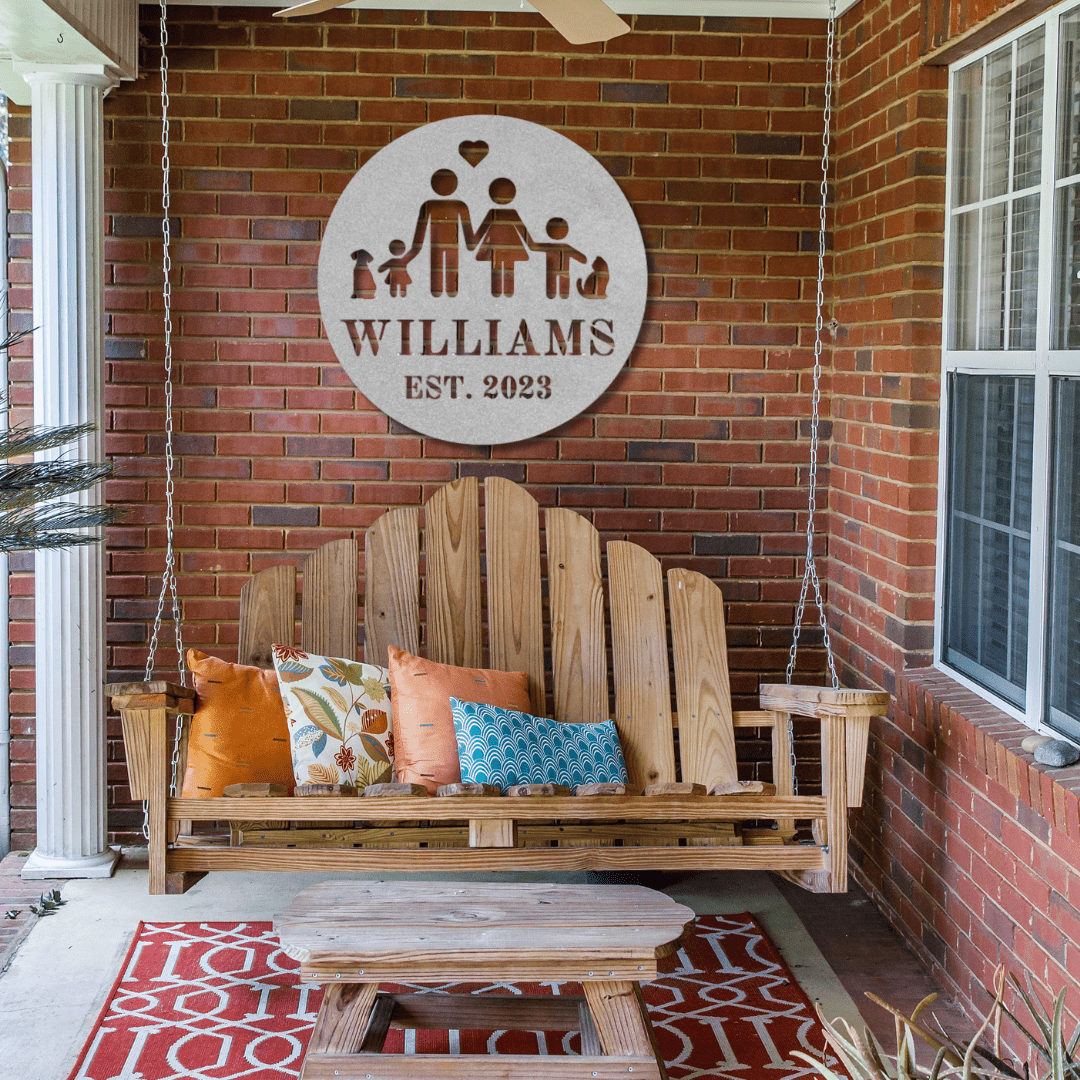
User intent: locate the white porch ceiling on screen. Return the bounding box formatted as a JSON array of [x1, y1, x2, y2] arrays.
[[182, 0, 859, 24], [0, 0, 137, 104]]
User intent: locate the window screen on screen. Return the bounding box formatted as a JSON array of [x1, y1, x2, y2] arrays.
[[943, 374, 1035, 706], [1047, 378, 1080, 739]]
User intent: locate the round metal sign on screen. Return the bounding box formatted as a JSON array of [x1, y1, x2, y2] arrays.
[[318, 115, 648, 445]]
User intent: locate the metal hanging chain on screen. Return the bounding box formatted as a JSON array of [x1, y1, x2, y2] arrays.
[[783, 0, 840, 801], [142, 0, 186, 837], [144, 0, 186, 694]]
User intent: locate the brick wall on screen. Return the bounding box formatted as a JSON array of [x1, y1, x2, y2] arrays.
[[832, 0, 1080, 1051], [855, 667, 1080, 1060], [3, 6, 835, 848]]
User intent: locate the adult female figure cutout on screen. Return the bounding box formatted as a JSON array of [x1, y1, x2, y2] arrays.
[[473, 178, 536, 298]]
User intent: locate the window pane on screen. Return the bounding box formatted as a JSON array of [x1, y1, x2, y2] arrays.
[[944, 374, 1035, 706], [951, 209, 978, 349], [1046, 378, 1080, 740], [954, 59, 983, 206], [1014, 29, 1045, 190], [1053, 182, 1080, 346], [984, 44, 1012, 199], [1010, 195, 1040, 348], [979, 202, 1007, 349], [1059, 9, 1080, 178]]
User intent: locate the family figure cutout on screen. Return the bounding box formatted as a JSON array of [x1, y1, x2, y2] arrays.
[[350, 165, 609, 301]]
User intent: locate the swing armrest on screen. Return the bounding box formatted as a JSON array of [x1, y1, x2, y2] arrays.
[[759, 684, 890, 809], [106, 680, 196, 712], [758, 683, 890, 719]]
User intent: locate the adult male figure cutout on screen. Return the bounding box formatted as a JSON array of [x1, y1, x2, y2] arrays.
[[406, 168, 477, 297]]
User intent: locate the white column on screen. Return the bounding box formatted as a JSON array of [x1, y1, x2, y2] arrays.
[[20, 66, 119, 879]]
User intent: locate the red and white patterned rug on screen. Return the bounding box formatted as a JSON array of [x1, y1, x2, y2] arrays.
[[68, 912, 844, 1080]]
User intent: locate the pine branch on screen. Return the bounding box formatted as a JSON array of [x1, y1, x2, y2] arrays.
[[0, 502, 123, 553], [0, 421, 98, 462], [0, 461, 113, 510]]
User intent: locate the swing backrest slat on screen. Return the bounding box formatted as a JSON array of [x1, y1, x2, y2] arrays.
[[606, 540, 676, 790], [485, 477, 546, 715], [300, 538, 358, 659], [238, 563, 295, 668], [234, 478, 747, 797], [424, 476, 482, 668], [363, 506, 420, 667], [545, 507, 607, 724], [667, 567, 739, 790]]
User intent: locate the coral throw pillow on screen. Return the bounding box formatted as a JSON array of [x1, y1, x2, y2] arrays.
[[451, 698, 629, 792], [387, 645, 531, 793], [272, 645, 394, 789], [181, 650, 294, 798]]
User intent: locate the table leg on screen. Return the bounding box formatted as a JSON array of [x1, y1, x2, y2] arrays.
[[304, 982, 379, 1069], [582, 980, 668, 1080]]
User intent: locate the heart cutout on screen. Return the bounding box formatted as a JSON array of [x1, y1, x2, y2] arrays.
[[458, 140, 489, 168]]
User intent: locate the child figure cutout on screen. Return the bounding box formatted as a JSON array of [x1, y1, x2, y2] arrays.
[[536, 217, 586, 299], [474, 178, 536, 298], [350, 249, 376, 299], [378, 239, 413, 298]]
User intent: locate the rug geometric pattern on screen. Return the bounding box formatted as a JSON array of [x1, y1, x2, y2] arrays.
[[69, 913, 845, 1080]]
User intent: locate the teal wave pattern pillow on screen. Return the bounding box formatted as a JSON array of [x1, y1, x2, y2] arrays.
[[450, 698, 628, 791]]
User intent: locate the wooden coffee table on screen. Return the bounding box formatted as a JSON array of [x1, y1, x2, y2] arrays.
[[275, 881, 695, 1080]]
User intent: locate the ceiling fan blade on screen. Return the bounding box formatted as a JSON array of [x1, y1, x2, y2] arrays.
[[528, 0, 630, 44], [274, 0, 350, 17]]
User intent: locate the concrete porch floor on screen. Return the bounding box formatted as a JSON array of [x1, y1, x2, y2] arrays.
[[0, 849, 974, 1080]]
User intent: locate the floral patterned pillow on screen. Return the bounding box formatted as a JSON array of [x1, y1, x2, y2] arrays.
[[271, 645, 394, 789]]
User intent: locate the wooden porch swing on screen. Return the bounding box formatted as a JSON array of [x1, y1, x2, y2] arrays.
[[108, 473, 888, 895], [106, 0, 890, 895]]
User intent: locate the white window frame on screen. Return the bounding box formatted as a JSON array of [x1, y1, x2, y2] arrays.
[[937, 0, 1080, 738]]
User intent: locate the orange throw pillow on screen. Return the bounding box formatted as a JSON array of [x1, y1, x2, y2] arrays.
[[387, 645, 531, 793], [181, 650, 294, 798]]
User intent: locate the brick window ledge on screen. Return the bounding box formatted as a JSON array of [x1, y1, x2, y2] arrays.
[[901, 667, 1080, 852], [850, 666, 1080, 1030]]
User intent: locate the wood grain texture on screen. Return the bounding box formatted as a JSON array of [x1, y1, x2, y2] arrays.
[[666, 568, 738, 789], [302, 1056, 660, 1080], [846, 715, 871, 807], [822, 714, 848, 892], [485, 477, 546, 714], [358, 993, 396, 1054], [387, 992, 586, 1030], [224, 783, 288, 798], [172, 793, 826, 822], [301, 539, 358, 659], [172, 842, 828, 876], [469, 818, 516, 847], [119, 709, 151, 802], [306, 982, 378, 1056], [579, 999, 603, 1056], [582, 981, 654, 1056], [506, 783, 572, 797], [758, 683, 890, 718], [148, 707, 168, 895], [239, 563, 296, 668], [607, 541, 676, 789], [364, 507, 420, 667], [364, 783, 427, 798], [437, 783, 501, 798], [643, 783, 706, 797], [710, 781, 775, 796], [275, 881, 694, 981], [425, 477, 481, 667], [106, 681, 194, 699], [546, 507, 607, 723], [769, 709, 796, 840]]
